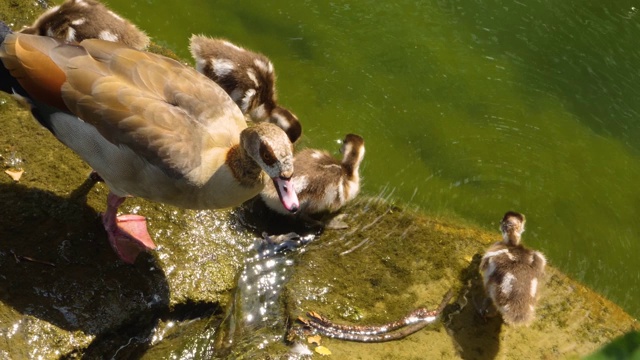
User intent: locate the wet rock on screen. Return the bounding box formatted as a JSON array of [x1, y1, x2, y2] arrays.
[[155, 196, 638, 358], [0, 87, 252, 358], [279, 197, 639, 359], [0, 1, 255, 356]]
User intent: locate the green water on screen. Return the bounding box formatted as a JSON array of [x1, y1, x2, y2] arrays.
[[105, 0, 640, 319]]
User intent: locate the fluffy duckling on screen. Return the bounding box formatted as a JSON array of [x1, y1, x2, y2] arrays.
[[0, 25, 298, 264], [20, 0, 150, 50], [189, 35, 302, 143], [260, 134, 365, 225], [479, 211, 546, 326]]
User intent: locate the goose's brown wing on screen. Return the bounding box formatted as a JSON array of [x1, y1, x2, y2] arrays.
[[3, 33, 247, 184]]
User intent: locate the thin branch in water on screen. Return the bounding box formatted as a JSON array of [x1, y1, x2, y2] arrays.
[[300, 289, 454, 342]]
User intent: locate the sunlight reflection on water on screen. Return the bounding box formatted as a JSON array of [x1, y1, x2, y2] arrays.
[[216, 233, 316, 357]]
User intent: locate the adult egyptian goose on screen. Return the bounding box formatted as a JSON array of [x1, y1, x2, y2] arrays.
[[189, 35, 302, 143], [260, 134, 365, 223], [20, 0, 150, 50], [479, 211, 547, 326], [0, 24, 299, 264]]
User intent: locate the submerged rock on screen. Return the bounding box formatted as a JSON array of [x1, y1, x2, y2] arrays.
[[280, 197, 639, 359]]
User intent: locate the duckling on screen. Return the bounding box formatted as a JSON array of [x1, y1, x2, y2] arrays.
[[260, 134, 365, 227], [0, 26, 298, 264], [479, 211, 546, 326], [189, 35, 302, 143], [20, 0, 150, 50]]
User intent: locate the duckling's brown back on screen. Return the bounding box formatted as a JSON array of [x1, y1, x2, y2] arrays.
[[481, 244, 546, 326], [259, 148, 344, 215], [189, 36, 276, 112], [21, 0, 150, 50]]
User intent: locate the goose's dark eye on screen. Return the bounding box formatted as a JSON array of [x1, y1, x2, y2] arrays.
[[260, 142, 276, 166]]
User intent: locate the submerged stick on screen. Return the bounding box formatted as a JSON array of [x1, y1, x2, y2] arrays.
[[300, 289, 453, 342]]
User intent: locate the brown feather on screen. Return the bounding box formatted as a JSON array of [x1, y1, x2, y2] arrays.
[[3, 31, 296, 212], [479, 212, 546, 326], [54, 39, 245, 184], [2, 34, 68, 111], [2, 32, 246, 185]]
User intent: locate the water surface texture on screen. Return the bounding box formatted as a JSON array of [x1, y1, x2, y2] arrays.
[[106, 0, 640, 318]]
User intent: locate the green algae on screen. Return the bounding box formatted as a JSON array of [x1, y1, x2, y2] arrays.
[[0, 0, 47, 31]]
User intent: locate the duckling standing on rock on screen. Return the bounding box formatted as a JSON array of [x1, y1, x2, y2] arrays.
[[260, 134, 365, 229], [189, 35, 302, 143], [20, 0, 150, 50], [479, 211, 546, 326]]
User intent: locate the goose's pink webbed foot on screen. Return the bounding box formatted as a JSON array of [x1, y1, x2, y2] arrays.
[[102, 192, 156, 264]]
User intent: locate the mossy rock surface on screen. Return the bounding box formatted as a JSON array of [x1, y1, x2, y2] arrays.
[[0, 2, 253, 356], [0, 94, 250, 358], [280, 197, 639, 359]]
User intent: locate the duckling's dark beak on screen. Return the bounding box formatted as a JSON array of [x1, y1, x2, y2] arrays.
[[272, 176, 299, 213]]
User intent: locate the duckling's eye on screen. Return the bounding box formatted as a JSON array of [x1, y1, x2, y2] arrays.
[[260, 142, 277, 166]]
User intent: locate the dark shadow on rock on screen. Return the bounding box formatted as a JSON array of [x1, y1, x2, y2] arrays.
[[77, 301, 222, 360], [234, 197, 338, 237], [444, 254, 501, 360], [0, 182, 171, 354]]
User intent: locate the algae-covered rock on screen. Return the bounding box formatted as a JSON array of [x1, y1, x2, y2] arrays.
[[0, 0, 48, 31], [156, 196, 638, 358], [279, 197, 639, 359], [0, 92, 252, 357], [0, 2, 254, 357]]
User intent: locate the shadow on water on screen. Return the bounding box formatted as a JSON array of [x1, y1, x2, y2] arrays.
[[445, 254, 501, 360], [0, 180, 177, 358]]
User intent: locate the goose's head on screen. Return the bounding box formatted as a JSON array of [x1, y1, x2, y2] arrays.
[[500, 211, 525, 245], [241, 122, 299, 212]]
